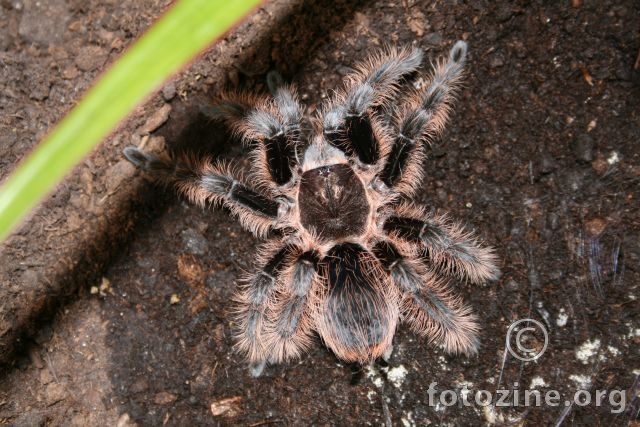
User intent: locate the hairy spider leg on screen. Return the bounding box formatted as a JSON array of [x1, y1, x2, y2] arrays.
[[262, 249, 320, 368], [323, 47, 424, 165], [380, 41, 468, 195], [372, 240, 480, 355], [123, 147, 279, 237], [205, 87, 304, 188], [234, 242, 301, 377], [382, 203, 500, 284]]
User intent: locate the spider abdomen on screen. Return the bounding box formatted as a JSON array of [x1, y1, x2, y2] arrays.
[[298, 164, 369, 241], [316, 243, 399, 362]]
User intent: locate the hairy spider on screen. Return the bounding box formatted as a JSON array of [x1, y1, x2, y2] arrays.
[[123, 41, 500, 377]]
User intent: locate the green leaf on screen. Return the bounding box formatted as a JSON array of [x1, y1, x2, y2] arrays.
[[0, 0, 261, 242]]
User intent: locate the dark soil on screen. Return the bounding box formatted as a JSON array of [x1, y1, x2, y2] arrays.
[[1, 0, 639, 426]]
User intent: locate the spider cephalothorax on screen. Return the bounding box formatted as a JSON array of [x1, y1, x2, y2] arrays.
[[124, 41, 500, 376]]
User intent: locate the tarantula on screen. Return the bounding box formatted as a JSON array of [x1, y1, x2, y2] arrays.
[[123, 40, 500, 377]]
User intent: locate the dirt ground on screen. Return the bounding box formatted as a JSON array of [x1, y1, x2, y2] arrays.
[[1, 0, 639, 425]]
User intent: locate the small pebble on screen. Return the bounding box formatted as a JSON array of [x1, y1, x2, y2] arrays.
[[61, 66, 79, 80], [539, 153, 557, 174], [489, 52, 505, 68], [571, 134, 594, 163], [424, 32, 443, 45], [117, 414, 136, 427], [39, 368, 54, 385], [105, 160, 135, 193], [75, 45, 109, 72], [18, 0, 68, 45], [584, 217, 606, 237], [154, 391, 178, 405], [210, 396, 242, 417], [45, 382, 67, 405], [504, 278, 520, 292], [129, 377, 149, 394], [591, 155, 608, 174], [140, 103, 172, 134], [181, 228, 208, 255], [496, 4, 515, 22], [162, 82, 176, 101]]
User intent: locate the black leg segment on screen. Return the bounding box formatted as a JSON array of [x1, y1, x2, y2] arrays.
[[264, 131, 295, 185]]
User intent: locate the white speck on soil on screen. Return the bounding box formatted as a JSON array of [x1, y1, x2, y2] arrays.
[[387, 365, 408, 388], [454, 380, 474, 388], [437, 355, 449, 371], [569, 374, 593, 389], [624, 323, 640, 340], [607, 346, 621, 357], [575, 338, 601, 364], [454, 380, 474, 402], [365, 365, 384, 389], [556, 308, 568, 327], [366, 389, 376, 404], [401, 411, 415, 427], [484, 402, 531, 425], [530, 376, 549, 389], [483, 405, 498, 424], [607, 151, 619, 165]]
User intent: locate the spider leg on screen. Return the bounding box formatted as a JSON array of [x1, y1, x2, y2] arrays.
[[382, 203, 500, 284], [206, 87, 304, 187], [323, 47, 424, 165], [373, 240, 479, 355], [123, 147, 279, 237], [262, 250, 320, 366], [234, 242, 298, 377], [380, 41, 467, 195]]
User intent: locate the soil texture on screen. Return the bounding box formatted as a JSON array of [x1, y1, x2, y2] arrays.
[[0, 0, 639, 425]]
